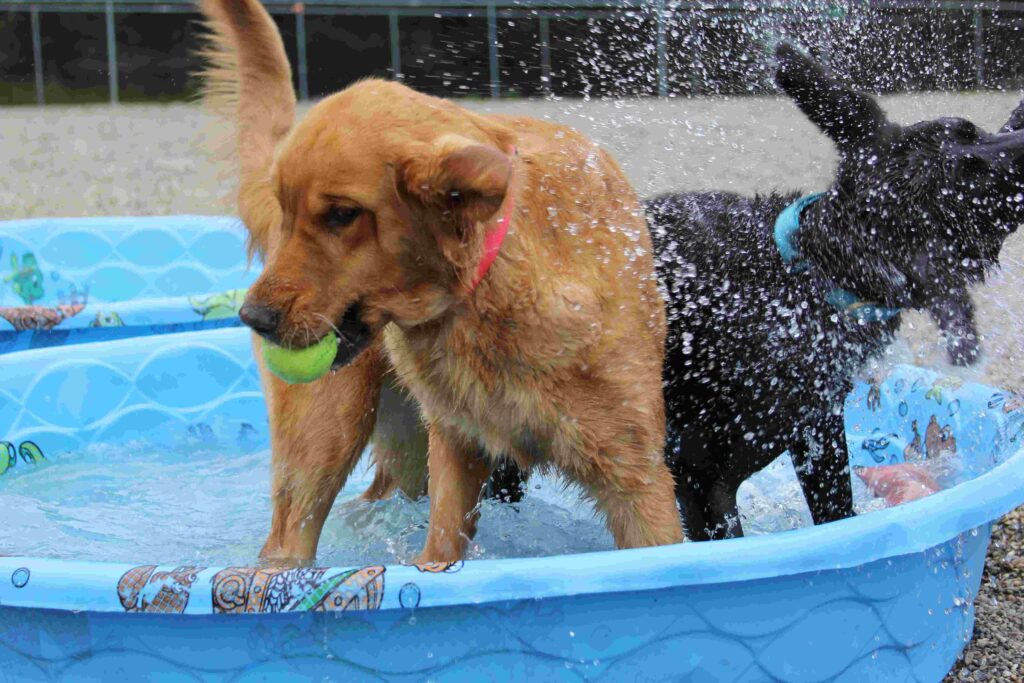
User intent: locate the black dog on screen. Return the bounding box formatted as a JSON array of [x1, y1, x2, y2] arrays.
[[647, 43, 1024, 541]]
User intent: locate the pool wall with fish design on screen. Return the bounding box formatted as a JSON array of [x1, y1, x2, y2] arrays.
[[0, 217, 255, 355], [2, 217, 1024, 681]]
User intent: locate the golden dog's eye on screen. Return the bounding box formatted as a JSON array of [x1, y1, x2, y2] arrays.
[[324, 206, 363, 229], [446, 190, 465, 211]]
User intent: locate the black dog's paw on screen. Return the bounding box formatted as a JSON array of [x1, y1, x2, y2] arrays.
[[946, 334, 981, 367], [484, 458, 527, 503]]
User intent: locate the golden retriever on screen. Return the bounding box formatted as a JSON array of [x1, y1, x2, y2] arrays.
[[199, 0, 682, 563]]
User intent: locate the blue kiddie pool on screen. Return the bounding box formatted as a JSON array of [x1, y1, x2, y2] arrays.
[[1, 217, 1023, 681], [0, 216, 253, 354]]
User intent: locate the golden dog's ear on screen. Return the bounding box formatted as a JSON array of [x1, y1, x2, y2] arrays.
[[398, 135, 512, 228]]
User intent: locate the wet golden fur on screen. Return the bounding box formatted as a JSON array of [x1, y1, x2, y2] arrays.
[[199, 0, 682, 563]]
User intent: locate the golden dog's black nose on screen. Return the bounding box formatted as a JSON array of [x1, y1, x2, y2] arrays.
[[239, 303, 281, 339]]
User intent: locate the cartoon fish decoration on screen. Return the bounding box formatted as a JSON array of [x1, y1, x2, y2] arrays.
[[189, 289, 247, 321], [924, 415, 957, 459], [903, 420, 923, 462], [0, 303, 85, 332], [89, 311, 125, 328], [5, 252, 45, 305], [866, 382, 882, 412], [924, 376, 964, 406], [860, 431, 898, 464], [18, 441, 44, 464], [211, 565, 385, 614], [118, 565, 205, 614], [0, 442, 15, 475], [988, 391, 1024, 415], [0, 441, 45, 475]]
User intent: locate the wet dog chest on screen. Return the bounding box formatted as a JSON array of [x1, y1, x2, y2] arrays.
[[434, 362, 547, 458], [384, 327, 551, 460]]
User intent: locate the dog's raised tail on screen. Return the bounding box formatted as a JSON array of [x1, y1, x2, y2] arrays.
[[198, 0, 295, 257]]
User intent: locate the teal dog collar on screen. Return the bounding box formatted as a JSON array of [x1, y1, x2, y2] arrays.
[[774, 192, 824, 274], [774, 194, 900, 324]]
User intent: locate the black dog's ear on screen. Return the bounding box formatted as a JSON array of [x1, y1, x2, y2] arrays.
[[999, 96, 1024, 133], [775, 42, 887, 151]]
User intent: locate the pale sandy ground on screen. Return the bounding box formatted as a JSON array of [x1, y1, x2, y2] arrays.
[[1, 94, 1021, 679]]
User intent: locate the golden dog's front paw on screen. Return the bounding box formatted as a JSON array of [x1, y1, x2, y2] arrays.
[[256, 551, 314, 569], [258, 541, 316, 569], [412, 543, 464, 566]]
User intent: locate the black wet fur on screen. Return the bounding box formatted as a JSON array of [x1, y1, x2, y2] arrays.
[[647, 43, 1024, 540], [484, 457, 526, 503]]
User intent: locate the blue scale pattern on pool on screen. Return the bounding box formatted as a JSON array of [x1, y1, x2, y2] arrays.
[[0, 440, 974, 565]]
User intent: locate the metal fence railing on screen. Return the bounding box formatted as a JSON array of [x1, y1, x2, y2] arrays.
[[2, 1, 1024, 105]]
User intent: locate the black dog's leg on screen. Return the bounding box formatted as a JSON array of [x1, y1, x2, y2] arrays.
[[790, 410, 855, 526], [928, 289, 980, 367], [674, 469, 743, 541], [705, 479, 743, 539], [666, 425, 744, 540], [484, 457, 526, 503], [674, 476, 712, 541]]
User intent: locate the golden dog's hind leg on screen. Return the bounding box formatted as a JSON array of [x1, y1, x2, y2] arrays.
[[415, 426, 492, 563], [258, 337, 385, 565], [588, 453, 683, 549], [362, 376, 429, 501], [566, 414, 684, 549]]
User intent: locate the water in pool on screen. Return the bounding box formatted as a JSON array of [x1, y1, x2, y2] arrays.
[[0, 441, 972, 566]]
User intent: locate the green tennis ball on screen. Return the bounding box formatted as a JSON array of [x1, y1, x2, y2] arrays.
[[262, 330, 338, 384]]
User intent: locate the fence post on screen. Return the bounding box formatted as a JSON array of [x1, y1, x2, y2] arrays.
[[974, 8, 985, 89], [487, 3, 500, 97], [30, 6, 43, 105], [389, 11, 402, 80], [819, 7, 831, 67], [295, 6, 309, 101], [539, 14, 552, 94], [105, 1, 118, 103], [687, 10, 698, 94], [655, 0, 668, 97]]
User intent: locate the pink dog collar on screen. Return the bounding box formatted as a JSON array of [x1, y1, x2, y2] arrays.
[[469, 146, 516, 291]]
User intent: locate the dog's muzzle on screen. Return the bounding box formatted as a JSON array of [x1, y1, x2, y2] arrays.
[[952, 128, 1024, 172], [332, 302, 372, 369]]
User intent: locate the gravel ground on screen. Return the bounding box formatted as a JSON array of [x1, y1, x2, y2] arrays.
[[950, 507, 1024, 682], [1, 94, 1021, 679]]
